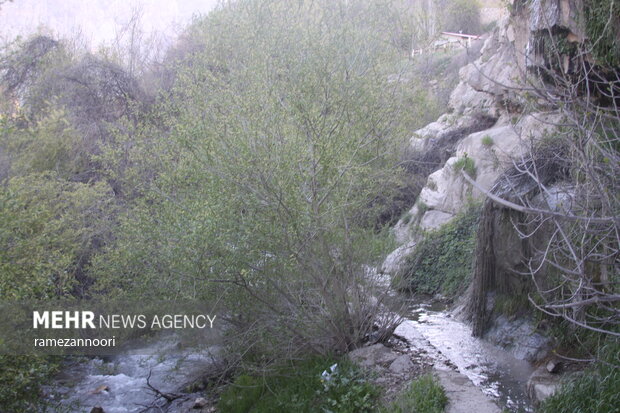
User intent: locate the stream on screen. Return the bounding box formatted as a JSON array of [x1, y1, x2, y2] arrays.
[[397, 297, 535, 412], [43, 300, 535, 412], [43, 338, 221, 412]]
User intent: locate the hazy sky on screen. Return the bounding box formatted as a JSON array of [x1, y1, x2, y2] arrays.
[[0, 0, 220, 46]]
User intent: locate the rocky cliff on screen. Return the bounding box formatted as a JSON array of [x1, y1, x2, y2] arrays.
[[383, 0, 603, 361]]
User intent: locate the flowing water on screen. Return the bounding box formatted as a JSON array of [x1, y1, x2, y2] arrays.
[[397, 297, 535, 412], [43, 338, 220, 412]]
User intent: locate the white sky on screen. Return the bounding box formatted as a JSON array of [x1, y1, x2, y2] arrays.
[[0, 0, 221, 46]]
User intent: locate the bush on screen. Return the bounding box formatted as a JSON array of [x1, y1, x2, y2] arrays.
[[398, 204, 480, 297], [0, 356, 60, 413], [219, 375, 264, 413], [382, 374, 448, 413], [583, 0, 620, 67], [452, 156, 477, 179], [218, 357, 378, 413], [0, 173, 114, 299]]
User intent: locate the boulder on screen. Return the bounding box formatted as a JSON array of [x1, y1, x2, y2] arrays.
[[419, 210, 454, 231], [546, 359, 562, 374], [388, 355, 414, 374], [381, 241, 416, 276], [193, 397, 209, 409], [347, 344, 399, 369], [484, 315, 552, 362], [527, 365, 561, 404], [418, 157, 470, 215]]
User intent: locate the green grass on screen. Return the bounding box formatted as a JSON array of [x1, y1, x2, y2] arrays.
[[381, 374, 448, 413], [481, 135, 494, 147], [452, 156, 477, 179], [539, 340, 620, 413], [218, 356, 379, 413]]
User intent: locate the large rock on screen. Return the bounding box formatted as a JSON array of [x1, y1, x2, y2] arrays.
[[401, 112, 559, 242], [484, 315, 552, 362], [388, 355, 414, 374], [435, 370, 501, 413], [347, 344, 399, 369], [381, 241, 416, 276], [419, 210, 454, 231], [527, 365, 561, 404]]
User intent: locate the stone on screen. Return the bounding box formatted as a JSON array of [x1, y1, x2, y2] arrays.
[[381, 241, 416, 276], [529, 0, 561, 31], [527, 365, 561, 404], [419, 210, 454, 231], [193, 397, 209, 409], [388, 355, 414, 374], [418, 158, 470, 215], [90, 385, 109, 394], [546, 359, 562, 374], [90, 407, 105, 413], [347, 344, 399, 369], [435, 370, 501, 413], [484, 315, 552, 362]]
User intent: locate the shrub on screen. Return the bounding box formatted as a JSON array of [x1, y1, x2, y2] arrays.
[[583, 0, 620, 67], [218, 357, 378, 413], [452, 156, 477, 179], [219, 375, 264, 413], [382, 374, 448, 413], [0, 356, 60, 412], [481, 135, 494, 147]]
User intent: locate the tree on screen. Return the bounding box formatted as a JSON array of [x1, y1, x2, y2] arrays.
[[442, 0, 482, 35], [92, 0, 431, 359]]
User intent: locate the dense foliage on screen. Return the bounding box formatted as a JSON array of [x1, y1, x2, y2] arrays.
[[399, 204, 480, 297], [219, 357, 378, 413], [86, 0, 445, 360], [0, 0, 450, 408], [584, 0, 620, 67]]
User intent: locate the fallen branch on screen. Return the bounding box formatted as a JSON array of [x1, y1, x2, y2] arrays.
[[136, 370, 186, 413]]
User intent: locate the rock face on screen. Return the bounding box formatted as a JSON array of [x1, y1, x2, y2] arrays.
[[388, 354, 414, 374], [484, 315, 551, 362], [383, 7, 560, 275], [382, 0, 593, 363]]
